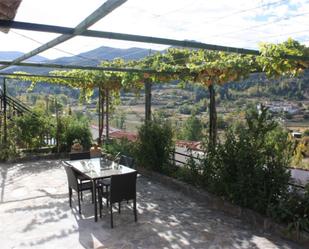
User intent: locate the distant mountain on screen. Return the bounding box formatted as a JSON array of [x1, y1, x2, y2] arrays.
[[0, 46, 158, 74], [0, 51, 47, 62], [49, 46, 156, 66]]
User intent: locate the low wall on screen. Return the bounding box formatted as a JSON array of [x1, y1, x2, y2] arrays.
[[137, 166, 309, 247], [6, 152, 69, 163]]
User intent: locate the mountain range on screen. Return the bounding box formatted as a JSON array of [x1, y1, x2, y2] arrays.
[[0, 51, 47, 62], [0, 46, 157, 74]]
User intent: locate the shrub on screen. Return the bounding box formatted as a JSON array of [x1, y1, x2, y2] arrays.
[[0, 120, 19, 161], [217, 116, 227, 129], [202, 106, 292, 214], [60, 116, 92, 151], [300, 136, 309, 158], [111, 111, 126, 130], [292, 142, 305, 166], [135, 116, 174, 173], [269, 185, 309, 233], [179, 114, 204, 141], [178, 104, 191, 115], [13, 110, 53, 149], [104, 138, 136, 158], [174, 149, 204, 186]]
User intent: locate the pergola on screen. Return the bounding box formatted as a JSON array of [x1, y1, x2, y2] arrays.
[[0, 0, 309, 145]]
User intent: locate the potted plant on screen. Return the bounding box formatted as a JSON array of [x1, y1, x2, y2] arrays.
[[71, 139, 83, 152]]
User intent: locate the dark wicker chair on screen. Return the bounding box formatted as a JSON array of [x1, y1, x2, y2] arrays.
[[119, 155, 135, 169], [100, 171, 138, 228], [69, 151, 90, 160], [69, 151, 91, 201], [100, 155, 136, 208], [63, 164, 93, 214]]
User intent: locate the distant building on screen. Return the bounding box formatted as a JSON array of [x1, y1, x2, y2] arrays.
[[291, 131, 302, 139], [263, 102, 300, 114]]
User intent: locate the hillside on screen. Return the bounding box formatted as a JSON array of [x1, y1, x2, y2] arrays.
[[0, 51, 47, 62], [49, 46, 156, 66], [0, 46, 157, 74], [1, 46, 309, 106]]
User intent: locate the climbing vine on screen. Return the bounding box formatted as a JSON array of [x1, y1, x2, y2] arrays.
[[9, 38, 309, 146]]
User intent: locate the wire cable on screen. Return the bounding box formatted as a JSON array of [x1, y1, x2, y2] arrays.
[[209, 11, 309, 38], [11, 30, 163, 65], [199, 0, 290, 26], [11, 30, 102, 64]]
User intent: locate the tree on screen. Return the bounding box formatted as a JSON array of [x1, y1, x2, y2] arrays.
[[180, 114, 204, 141], [148, 48, 255, 146], [10, 59, 142, 144], [13, 109, 53, 149], [147, 40, 308, 146], [257, 38, 308, 78], [10, 38, 309, 148]]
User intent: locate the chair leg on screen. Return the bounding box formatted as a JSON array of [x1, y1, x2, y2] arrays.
[[78, 191, 81, 214], [69, 187, 72, 208], [133, 199, 137, 222], [105, 186, 109, 207], [99, 188, 102, 218], [80, 185, 83, 201], [110, 204, 114, 228], [118, 202, 121, 214]]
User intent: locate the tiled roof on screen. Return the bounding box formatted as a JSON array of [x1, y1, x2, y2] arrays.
[[176, 140, 202, 151], [94, 125, 203, 150], [109, 130, 138, 141]]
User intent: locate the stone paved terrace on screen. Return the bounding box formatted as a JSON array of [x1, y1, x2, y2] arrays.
[[0, 160, 305, 249]]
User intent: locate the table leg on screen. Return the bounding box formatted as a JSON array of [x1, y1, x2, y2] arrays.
[[93, 179, 97, 222]]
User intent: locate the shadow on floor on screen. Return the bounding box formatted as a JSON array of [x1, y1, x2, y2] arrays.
[[0, 161, 302, 249]]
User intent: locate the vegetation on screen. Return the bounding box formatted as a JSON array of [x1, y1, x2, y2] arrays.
[[135, 116, 174, 173], [104, 138, 135, 158], [59, 115, 92, 152], [203, 106, 293, 213], [1, 38, 309, 233], [179, 114, 204, 141], [269, 185, 309, 233], [173, 107, 308, 232], [13, 109, 54, 149], [0, 120, 19, 161]]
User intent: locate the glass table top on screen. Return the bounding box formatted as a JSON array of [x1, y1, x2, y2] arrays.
[[64, 158, 136, 179]]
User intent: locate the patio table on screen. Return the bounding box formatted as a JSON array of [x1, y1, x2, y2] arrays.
[[63, 157, 136, 222]]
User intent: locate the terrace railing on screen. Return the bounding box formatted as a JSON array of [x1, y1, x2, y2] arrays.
[[0, 88, 56, 147], [170, 148, 306, 191]]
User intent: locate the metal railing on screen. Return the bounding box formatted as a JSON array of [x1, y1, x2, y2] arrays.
[[0, 89, 56, 147], [170, 149, 201, 166], [170, 148, 307, 190]]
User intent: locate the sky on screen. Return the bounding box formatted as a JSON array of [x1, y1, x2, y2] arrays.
[[0, 0, 308, 60]]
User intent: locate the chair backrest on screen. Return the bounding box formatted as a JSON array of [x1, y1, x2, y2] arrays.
[[69, 151, 90, 160], [119, 155, 135, 169], [63, 164, 79, 191], [110, 171, 137, 204]]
